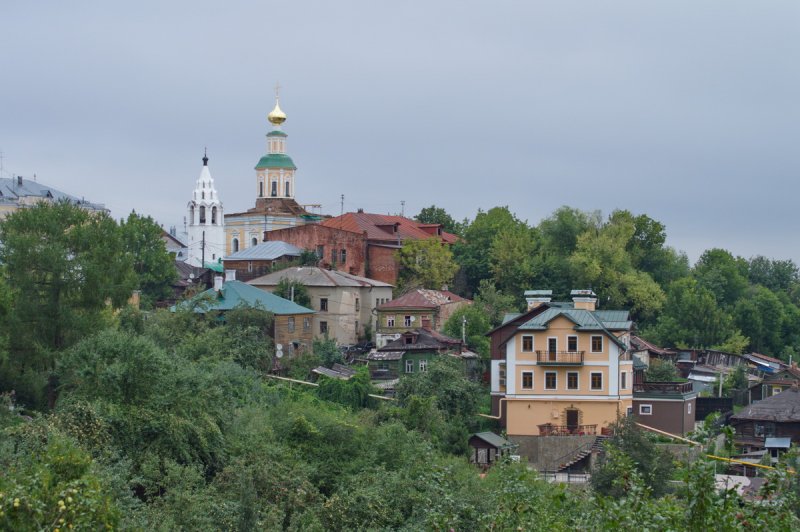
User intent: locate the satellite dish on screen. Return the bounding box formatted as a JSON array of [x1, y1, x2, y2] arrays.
[[275, 344, 284, 358]]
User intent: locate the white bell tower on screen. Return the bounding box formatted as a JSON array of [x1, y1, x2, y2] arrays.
[[187, 151, 225, 267]]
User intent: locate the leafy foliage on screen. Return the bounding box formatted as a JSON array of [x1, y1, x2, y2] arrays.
[[272, 277, 311, 308], [396, 238, 458, 291]]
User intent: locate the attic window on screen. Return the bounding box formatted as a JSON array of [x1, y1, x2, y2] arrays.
[[404, 336, 413, 345]]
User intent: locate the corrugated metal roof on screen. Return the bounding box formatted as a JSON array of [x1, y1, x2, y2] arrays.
[[249, 266, 392, 288], [0, 177, 106, 211], [502, 312, 522, 325], [176, 280, 315, 315], [224, 241, 302, 261], [518, 307, 630, 350], [368, 351, 404, 361], [471, 432, 515, 449]]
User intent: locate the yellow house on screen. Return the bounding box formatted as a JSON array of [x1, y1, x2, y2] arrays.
[[489, 290, 633, 437]]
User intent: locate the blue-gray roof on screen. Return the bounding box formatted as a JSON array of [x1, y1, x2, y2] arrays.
[[174, 280, 314, 315], [518, 306, 630, 349], [501, 312, 522, 325], [0, 177, 106, 211], [223, 241, 302, 261]]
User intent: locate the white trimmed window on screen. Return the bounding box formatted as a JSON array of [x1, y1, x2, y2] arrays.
[[419, 359, 428, 372], [591, 335, 603, 353], [387, 315, 395, 327], [522, 335, 533, 352], [404, 315, 412, 327], [591, 372, 603, 391], [405, 360, 414, 373], [621, 371, 627, 390], [567, 335, 578, 352], [639, 404, 653, 415], [545, 371, 557, 390], [567, 371, 579, 390], [521, 371, 534, 390]]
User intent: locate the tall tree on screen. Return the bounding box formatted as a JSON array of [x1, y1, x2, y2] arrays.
[[0, 201, 136, 406], [273, 277, 311, 308], [415, 205, 462, 236], [693, 248, 749, 307], [489, 224, 538, 297], [119, 212, 177, 307], [396, 238, 458, 291]]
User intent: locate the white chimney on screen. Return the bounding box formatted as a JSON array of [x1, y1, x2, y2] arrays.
[[214, 275, 224, 292], [571, 289, 597, 311], [524, 290, 552, 310], [225, 269, 236, 282]]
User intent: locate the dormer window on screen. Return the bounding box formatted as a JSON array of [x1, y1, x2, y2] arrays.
[[404, 335, 414, 345]]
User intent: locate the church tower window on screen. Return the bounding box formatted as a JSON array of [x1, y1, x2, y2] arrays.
[[199, 206, 206, 224], [232, 238, 239, 253], [259, 181, 264, 197], [271, 181, 277, 197], [211, 206, 217, 224], [251, 237, 258, 247], [285, 181, 290, 197]]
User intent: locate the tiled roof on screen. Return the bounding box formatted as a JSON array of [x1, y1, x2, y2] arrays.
[[176, 280, 315, 315], [224, 241, 302, 261], [249, 266, 392, 288], [377, 288, 468, 310], [320, 212, 458, 243]]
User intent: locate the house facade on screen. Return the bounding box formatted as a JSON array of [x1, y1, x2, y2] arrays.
[[222, 241, 302, 282], [375, 288, 470, 348], [489, 290, 634, 437], [367, 328, 465, 381], [633, 381, 697, 435], [730, 387, 800, 451], [248, 267, 392, 345]]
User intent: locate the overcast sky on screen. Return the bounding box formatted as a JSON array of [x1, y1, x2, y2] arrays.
[[2, 1, 799, 264]]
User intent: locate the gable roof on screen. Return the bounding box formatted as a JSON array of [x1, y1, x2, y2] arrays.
[[731, 387, 800, 423], [249, 266, 392, 288], [470, 432, 516, 449], [320, 212, 458, 244], [379, 328, 462, 352], [224, 241, 303, 261], [377, 288, 468, 310], [0, 177, 106, 212], [175, 280, 314, 315], [517, 306, 630, 350]]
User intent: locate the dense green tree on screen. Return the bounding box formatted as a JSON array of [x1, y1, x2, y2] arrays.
[[489, 223, 538, 297], [272, 277, 311, 308], [693, 248, 749, 307], [645, 358, 679, 382], [312, 337, 343, 367], [119, 212, 177, 306], [734, 285, 784, 355], [396, 238, 458, 291], [473, 279, 520, 326], [316, 367, 377, 409], [454, 206, 526, 296], [415, 205, 462, 235], [748, 255, 799, 294], [0, 202, 136, 407], [442, 304, 491, 357]]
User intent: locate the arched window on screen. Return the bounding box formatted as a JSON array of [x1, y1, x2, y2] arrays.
[[211, 206, 217, 224], [259, 181, 264, 197], [202, 191, 205, 199], [251, 237, 258, 247], [199, 206, 206, 224], [285, 181, 290, 197], [271, 181, 277, 197], [189, 205, 195, 224], [232, 238, 239, 253]]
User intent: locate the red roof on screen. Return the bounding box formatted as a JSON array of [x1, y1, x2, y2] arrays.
[[321, 212, 458, 244], [378, 288, 469, 310], [750, 352, 786, 366]]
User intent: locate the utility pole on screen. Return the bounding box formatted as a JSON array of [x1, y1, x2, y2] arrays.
[[201, 230, 206, 267], [462, 315, 467, 344]]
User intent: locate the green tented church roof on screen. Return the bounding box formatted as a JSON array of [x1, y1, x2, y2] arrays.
[[255, 154, 296, 170]]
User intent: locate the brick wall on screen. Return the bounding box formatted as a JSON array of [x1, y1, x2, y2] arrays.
[[367, 245, 399, 285], [264, 225, 367, 277]]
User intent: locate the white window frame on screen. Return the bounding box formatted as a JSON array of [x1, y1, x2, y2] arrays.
[[521, 370, 534, 390], [687, 402, 692, 415], [405, 359, 414, 373], [521, 335, 534, 352], [590, 372, 603, 391], [567, 335, 578, 352], [621, 371, 627, 390], [547, 336, 558, 353], [567, 371, 579, 391], [404, 315, 412, 327], [639, 404, 653, 416], [591, 335, 603, 353], [544, 371, 557, 391], [419, 359, 428, 372], [387, 315, 395, 327]]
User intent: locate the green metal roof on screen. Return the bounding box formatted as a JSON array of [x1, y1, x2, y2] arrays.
[[176, 280, 314, 315], [255, 153, 296, 170], [502, 312, 522, 325], [266, 130, 288, 137], [204, 261, 224, 272], [518, 307, 629, 350]]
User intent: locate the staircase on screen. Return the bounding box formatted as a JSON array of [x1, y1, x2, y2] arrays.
[[554, 435, 610, 472]]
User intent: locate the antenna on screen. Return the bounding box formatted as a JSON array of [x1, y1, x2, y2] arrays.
[[400, 200, 405, 217]]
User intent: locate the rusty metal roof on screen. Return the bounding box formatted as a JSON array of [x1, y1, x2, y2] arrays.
[[320, 211, 458, 243], [377, 288, 468, 310]]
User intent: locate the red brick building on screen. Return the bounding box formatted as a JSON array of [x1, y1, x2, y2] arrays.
[[263, 211, 458, 285]]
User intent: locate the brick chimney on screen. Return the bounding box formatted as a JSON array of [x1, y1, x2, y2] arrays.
[[571, 289, 597, 311], [524, 290, 552, 310]]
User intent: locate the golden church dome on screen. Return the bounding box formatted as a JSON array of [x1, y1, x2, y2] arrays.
[[268, 100, 286, 125]]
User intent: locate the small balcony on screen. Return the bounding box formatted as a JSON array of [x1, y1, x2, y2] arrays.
[[633, 381, 693, 394], [535, 350, 585, 365], [538, 423, 597, 436]]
